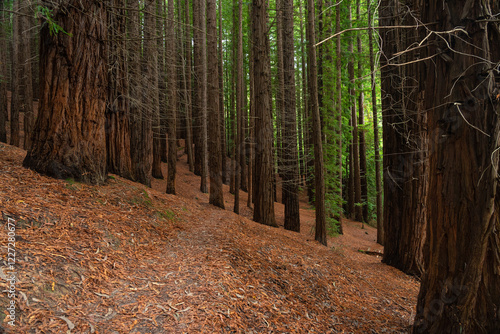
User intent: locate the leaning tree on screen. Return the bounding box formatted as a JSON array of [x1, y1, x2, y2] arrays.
[[24, 0, 108, 184]]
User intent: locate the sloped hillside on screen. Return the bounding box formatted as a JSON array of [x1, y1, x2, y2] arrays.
[[0, 142, 418, 333]]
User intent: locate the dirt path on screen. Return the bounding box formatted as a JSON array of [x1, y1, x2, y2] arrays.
[[0, 143, 419, 333]]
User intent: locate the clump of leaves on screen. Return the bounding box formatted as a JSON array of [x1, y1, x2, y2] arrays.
[[35, 5, 72, 36]]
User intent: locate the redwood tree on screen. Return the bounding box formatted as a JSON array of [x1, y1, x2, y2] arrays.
[[413, 0, 500, 332], [23, 0, 108, 184], [380, 0, 427, 277], [166, 0, 177, 194], [306, 0, 327, 245], [282, 0, 300, 232], [106, 1, 133, 180], [207, 0, 224, 208], [252, 0, 277, 227]]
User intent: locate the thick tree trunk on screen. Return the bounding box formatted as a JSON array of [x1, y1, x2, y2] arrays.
[[23, 0, 107, 184], [306, 0, 327, 245], [207, 0, 224, 208], [251, 0, 277, 227], [413, 0, 500, 332], [282, 0, 300, 232], [106, 1, 133, 180], [381, 0, 427, 277]]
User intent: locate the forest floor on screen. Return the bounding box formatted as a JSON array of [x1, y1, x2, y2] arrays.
[[0, 142, 419, 333]]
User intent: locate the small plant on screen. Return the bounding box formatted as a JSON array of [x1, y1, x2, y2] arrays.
[[155, 209, 177, 221], [36, 5, 72, 37]]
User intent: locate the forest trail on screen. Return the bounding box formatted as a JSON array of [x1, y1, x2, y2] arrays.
[[0, 142, 418, 333]]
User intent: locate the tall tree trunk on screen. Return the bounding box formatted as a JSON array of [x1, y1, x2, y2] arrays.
[[10, 0, 20, 147], [413, 0, 500, 332], [129, 0, 152, 186], [144, 0, 162, 181], [21, 2, 34, 151], [306, 0, 327, 245], [251, 0, 277, 227], [247, 3, 254, 208], [165, 0, 177, 194], [334, 2, 343, 234], [148, 0, 162, 180], [184, 0, 194, 172], [0, 2, 6, 143], [207, 0, 224, 208], [276, 0, 284, 186], [298, 1, 313, 203], [282, 0, 300, 232], [106, 0, 133, 180], [348, 5, 362, 222], [193, 0, 208, 193], [380, 0, 427, 277], [234, 0, 243, 214], [192, 0, 202, 178], [23, 0, 107, 184], [356, 0, 368, 224], [367, 0, 382, 244], [219, 0, 227, 184]]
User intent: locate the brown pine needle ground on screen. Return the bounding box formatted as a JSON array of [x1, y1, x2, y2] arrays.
[[0, 142, 418, 333]]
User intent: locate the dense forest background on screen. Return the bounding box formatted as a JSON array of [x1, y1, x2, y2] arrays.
[[0, 0, 499, 332]]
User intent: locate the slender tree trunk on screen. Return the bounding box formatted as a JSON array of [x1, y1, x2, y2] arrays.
[[219, 0, 227, 184], [165, 0, 177, 193], [23, 0, 107, 184], [367, 0, 382, 244], [234, 0, 244, 213], [21, 2, 34, 151], [276, 0, 284, 186], [193, 0, 208, 193], [106, 1, 133, 180], [356, 0, 368, 224], [334, 2, 343, 234], [306, 0, 327, 245], [229, 4, 237, 195], [0, 2, 7, 143], [251, 0, 277, 227], [414, 0, 500, 332], [143, 0, 162, 181], [207, 0, 224, 208], [10, 0, 20, 147], [184, 0, 194, 172], [347, 5, 362, 222], [282, 0, 300, 232], [298, 1, 312, 202], [247, 4, 254, 208], [192, 0, 202, 177]]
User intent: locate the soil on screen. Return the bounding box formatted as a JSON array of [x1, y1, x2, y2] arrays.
[[0, 142, 419, 333]]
